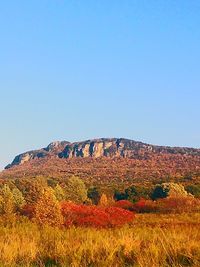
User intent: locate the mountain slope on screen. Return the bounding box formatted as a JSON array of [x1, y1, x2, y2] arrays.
[[5, 138, 200, 169], [1, 138, 200, 185], [5, 141, 69, 169]]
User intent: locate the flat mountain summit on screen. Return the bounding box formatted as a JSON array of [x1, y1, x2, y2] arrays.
[[1, 138, 200, 184], [5, 138, 200, 169]]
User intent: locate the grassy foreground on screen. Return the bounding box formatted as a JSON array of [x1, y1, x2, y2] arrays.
[[1, 214, 200, 267]]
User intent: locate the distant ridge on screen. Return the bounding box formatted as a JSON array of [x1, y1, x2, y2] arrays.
[[5, 138, 200, 169]]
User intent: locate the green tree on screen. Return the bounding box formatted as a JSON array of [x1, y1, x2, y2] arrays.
[[54, 184, 65, 201], [151, 183, 188, 200], [114, 186, 152, 203], [12, 188, 26, 210], [65, 176, 88, 204], [47, 178, 58, 188], [151, 184, 169, 200], [125, 187, 139, 202], [114, 190, 127, 201], [87, 187, 101, 205], [185, 184, 200, 198]]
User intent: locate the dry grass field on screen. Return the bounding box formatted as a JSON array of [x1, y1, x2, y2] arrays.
[[0, 213, 200, 267]]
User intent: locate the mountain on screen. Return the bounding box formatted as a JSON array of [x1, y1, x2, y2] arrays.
[[1, 138, 200, 184], [5, 141, 69, 169], [5, 138, 200, 169]]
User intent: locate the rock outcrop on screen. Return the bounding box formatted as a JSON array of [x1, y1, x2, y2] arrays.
[[58, 138, 152, 158], [5, 138, 200, 169], [5, 141, 69, 169]]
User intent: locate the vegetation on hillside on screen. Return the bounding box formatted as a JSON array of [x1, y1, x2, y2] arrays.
[[1, 156, 200, 188], [0, 176, 200, 226]]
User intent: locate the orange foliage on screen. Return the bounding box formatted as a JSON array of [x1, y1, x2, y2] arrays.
[[61, 201, 134, 228], [132, 197, 200, 214], [21, 204, 35, 218], [157, 197, 200, 213], [1, 155, 200, 186], [132, 199, 158, 213], [113, 200, 134, 210]]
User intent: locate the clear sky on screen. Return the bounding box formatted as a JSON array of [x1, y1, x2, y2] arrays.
[[0, 1, 200, 169]]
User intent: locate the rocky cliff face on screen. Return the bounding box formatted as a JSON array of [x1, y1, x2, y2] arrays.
[[5, 138, 200, 169], [5, 141, 69, 169], [58, 138, 152, 158]]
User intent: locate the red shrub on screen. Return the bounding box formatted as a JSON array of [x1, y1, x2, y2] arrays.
[[21, 204, 35, 219], [132, 199, 158, 213], [61, 201, 134, 228], [61, 202, 108, 227], [113, 200, 134, 210], [105, 207, 135, 227], [76, 215, 110, 228], [131, 197, 200, 214], [157, 197, 200, 213]]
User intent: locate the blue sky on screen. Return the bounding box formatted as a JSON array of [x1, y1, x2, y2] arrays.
[[0, 1, 200, 169]]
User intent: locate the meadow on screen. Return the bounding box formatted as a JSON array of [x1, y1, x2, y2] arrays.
[[1, 213, 200, 267]]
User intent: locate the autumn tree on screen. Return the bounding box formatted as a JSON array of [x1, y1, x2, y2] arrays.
[[0, 185, 15, 214], [151, 184, 169, 200], [0, 185, 16, 223], [99, 193, 108, 207], [126, 186, 152, 202], [12, 187, 25, 210], [14, 178, 46, 204], [54, 184, 65, 201], [151, 183, 189, 200], [35, 188, 63, 227], [65, 176, 88, 204], [114, 186, 152, 203], [87, 187, 101, 205], [185, 184, 200, 198], [114, 190, 127, 201]]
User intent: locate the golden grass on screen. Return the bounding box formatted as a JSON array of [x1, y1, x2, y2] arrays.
[[0, 214, 200, 267]]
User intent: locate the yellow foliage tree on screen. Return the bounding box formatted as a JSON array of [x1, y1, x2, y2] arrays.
[[0, 185, 16, 224], [99, 193, 108, 207], [35, 189, 63, 227]]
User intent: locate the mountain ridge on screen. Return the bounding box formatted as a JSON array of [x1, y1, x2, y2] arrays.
[[5, 138, 200, 169]]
